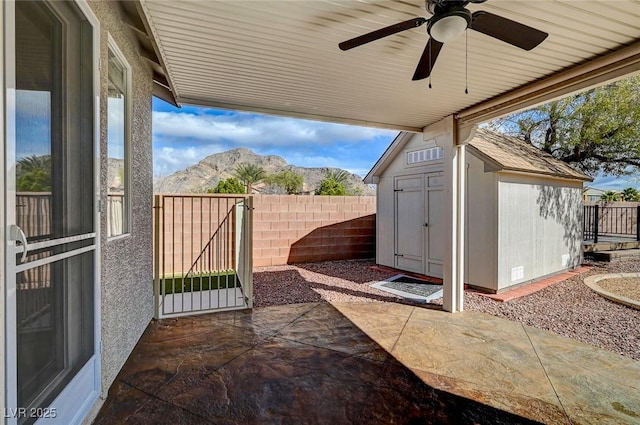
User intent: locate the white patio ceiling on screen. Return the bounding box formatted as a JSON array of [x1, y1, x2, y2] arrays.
[[139, 0, 640, 132]]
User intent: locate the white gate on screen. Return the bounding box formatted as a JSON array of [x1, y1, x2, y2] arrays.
[[153, 194, 253, 318]]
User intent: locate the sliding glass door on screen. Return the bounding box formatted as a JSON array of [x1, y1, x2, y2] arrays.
[[5, 1, 99, 423]]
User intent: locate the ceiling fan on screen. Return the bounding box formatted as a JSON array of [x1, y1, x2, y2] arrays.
[[339, 0, 548, 81]]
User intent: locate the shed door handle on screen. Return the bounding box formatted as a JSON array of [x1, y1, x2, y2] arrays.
[[424, 222, 428, 227]]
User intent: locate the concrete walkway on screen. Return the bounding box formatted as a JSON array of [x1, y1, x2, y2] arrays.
[[93, 302, 640, 425]]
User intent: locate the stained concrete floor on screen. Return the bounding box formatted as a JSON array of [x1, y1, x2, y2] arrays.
[[93, 302, 640, 425]]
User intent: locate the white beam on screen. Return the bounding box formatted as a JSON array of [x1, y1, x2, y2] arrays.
[[457, 41, 640, 125]]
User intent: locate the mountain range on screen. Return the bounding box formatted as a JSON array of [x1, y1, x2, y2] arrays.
[[153, 148, 374, 195]]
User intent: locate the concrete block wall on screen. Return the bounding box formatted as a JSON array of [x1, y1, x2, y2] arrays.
[[252, 195, 376, 266]]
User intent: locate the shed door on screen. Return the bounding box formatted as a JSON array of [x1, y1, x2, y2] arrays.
[[394, 175, 424, 274]]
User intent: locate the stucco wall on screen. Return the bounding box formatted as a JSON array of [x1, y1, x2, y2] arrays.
[[497, 174, 583, 290], [88, 0, 154, 401]]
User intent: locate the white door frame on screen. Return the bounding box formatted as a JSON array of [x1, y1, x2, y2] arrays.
[[3, 1, 101, 423]]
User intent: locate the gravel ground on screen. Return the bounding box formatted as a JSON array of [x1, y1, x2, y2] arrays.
[[253, 259, 402, 307], [598, 277, 640, 302], [465, 258, 640, 361], [254, 258, 640, 361]]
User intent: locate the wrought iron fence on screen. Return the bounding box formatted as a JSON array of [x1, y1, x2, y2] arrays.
[[153, 194, 253, 318], [584, 204, 640, 243]]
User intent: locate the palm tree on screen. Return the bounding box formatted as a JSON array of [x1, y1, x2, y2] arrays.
[[16, 155, 52, 192], [600, 190, 622, 203], [621, 187, 640, 202], [18, 155, 51, 173], [233, 164, 266, 193], [323, 169, 351, 185]]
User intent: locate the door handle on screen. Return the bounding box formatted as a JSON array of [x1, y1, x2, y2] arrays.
[[10, 224, 29, 263], [424, 222, 428, 227]]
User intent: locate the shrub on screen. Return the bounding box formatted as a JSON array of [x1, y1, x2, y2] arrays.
[[315, 178, 346, 196], [208, 177, 246, 194]]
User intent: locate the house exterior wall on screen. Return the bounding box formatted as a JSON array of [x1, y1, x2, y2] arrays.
[[375, 133, 445, 270], [465, 152, 498, 291], [497, 173, 583, 291], [88, 0, 154, 400]]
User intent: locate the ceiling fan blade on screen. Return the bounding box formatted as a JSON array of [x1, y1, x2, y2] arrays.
[[470, 11, 548, 51], [339, 17, 427, 51], [412, 38, 444, 81]]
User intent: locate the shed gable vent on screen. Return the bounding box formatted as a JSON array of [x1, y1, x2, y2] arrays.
[[407, 147, 443, 165]]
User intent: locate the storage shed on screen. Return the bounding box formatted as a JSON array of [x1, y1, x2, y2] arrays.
[[365, 128, 592, 293]]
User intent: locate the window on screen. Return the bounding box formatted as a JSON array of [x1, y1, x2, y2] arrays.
[[107, 42, 130, 237], [407, 147, 443, 165]]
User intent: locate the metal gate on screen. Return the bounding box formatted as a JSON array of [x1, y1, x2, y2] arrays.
[[153, 194, 253, 318]]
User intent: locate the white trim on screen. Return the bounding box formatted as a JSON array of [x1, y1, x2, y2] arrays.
[[181, 96, 422, 133], [1, 0, 8, 419], [75, 0, 103, 422], [4, 0, 18, 420], [106, 35, 132, 239], [457, 42, 640, 125], [35, 357, 100, 425], [15, 245, 96, 274], [363, 131, 412, 184], [454, 144, 466, 313], [3, 1, 102, 423], [14, 233, 96, 254]]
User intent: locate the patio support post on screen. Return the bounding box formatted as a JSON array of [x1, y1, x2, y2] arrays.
[[446, 143, 466, 313], [430, 117, 474, 313]]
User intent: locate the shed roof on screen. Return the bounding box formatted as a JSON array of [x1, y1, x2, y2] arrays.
[[467, 129, 593, 182], [364, 129, 592, 183]]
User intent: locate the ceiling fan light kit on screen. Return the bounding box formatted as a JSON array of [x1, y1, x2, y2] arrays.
[[339, 0, 548, 82], [428, 9, 471, 43]]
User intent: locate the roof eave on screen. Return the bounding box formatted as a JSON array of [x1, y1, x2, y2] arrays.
[[363, 131, 411, 184]]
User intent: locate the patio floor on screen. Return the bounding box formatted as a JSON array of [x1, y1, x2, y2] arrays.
[[93, 302, 640, 425]]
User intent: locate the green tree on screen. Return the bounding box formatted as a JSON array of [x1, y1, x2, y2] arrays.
[[321, 168, 365, 195], [208, 177, 246, 194], [621, 187, 640, 201], [233, 164, 266, 193], [600, 190, 622, 203], [315, 178, 346, 196], [488, 75, 640, 177], [323, 169, 351, 185], [16, 155, 52, 192], [263, 171, 303, 194]]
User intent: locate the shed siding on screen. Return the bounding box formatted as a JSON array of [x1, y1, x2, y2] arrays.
[[379, 133, 445, 177], [466, 152, 498, 291], [375, 133, 445, 270], [497, 174, 583, 290]]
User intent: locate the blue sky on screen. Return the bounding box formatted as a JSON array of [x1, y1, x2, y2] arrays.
[[152, 98, 397, 179], [152, 98, 635, 189]]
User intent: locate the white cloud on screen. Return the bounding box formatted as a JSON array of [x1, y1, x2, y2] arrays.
[[151, 108, 399, 178], [152, 111, 396, 148], [154, 144, 226, 177], [592, 174, 639, 191]]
